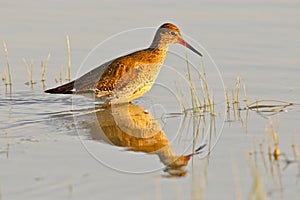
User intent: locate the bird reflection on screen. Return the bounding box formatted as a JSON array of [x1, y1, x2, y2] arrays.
[[78, 102, 205, 177]]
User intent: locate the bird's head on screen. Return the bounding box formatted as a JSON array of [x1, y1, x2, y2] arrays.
[[151, 23, 202, 57]]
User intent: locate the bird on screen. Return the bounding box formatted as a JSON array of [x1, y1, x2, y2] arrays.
[[45, 23, 203, 104]]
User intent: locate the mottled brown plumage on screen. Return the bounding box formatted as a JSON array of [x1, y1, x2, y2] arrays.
[[45, 23, 202, 103]]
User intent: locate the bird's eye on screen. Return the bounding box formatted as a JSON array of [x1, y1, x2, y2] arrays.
[[170, 31, 176, 36]]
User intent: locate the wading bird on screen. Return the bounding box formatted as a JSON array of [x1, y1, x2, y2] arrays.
[[45, 23, 202, 103]]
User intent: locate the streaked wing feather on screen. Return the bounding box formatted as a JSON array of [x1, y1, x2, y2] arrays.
[[73, 60, 114, 91]]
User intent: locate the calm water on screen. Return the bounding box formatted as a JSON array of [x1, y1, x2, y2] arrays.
[[1, 0, 300, 199]]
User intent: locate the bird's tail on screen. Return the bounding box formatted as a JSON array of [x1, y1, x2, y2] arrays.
[[45, 81, 75, 94]]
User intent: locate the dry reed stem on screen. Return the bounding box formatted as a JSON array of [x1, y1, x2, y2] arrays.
[[41, 53, 51, 81], [270, 121, 280, 161], [185, 54, 203, 113], [3, 41, 12, 85], [225, 86, 230, 108], [22, 58, 36, 85], [200, 78, 207, 108], [240, 77, 249, 107], [66, 35, 71, 81], [176, 84, 187, 111], [235, 76, 240, 104], [2, 67, 7, 84], [60, 65, 63, 84]]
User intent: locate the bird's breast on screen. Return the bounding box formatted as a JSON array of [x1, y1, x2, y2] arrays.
[[110, 63, 164, 103], [97, 48, 168, 103]]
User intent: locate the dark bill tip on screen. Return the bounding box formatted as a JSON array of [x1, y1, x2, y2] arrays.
[[178, 39, 203, 57]]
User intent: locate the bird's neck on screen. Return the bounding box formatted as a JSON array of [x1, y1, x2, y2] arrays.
[[142, 48, 168, 65], [149, 33, 170, 50], [150, 41, 169, 50]]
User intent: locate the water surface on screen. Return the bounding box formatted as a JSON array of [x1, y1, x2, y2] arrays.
[[1, 0, 300, 199]]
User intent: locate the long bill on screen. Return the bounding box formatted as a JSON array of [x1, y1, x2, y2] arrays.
[[178, 39, 203, 57]]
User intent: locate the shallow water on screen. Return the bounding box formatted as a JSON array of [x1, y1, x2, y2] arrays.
[[1, 0, 300, 199]]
